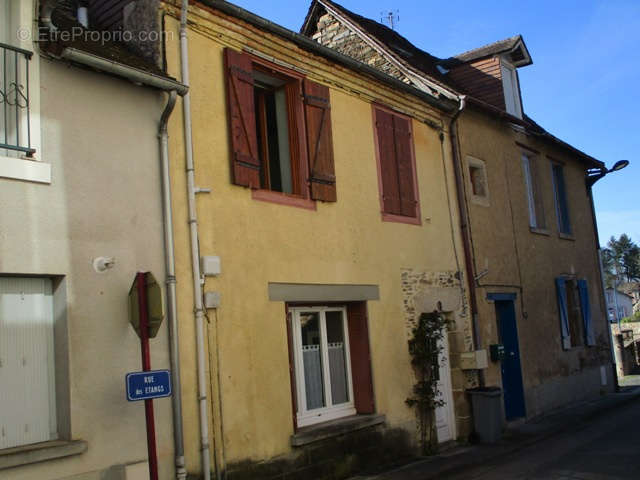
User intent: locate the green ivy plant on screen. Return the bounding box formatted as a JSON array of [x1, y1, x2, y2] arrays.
[[406, 311, 449, 455]]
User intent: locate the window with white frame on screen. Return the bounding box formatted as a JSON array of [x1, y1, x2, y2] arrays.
[[0, 0, 47, 184], [552, 163, 572, 235], [1, 0, 36, 158], [501, 61, 522, 119], [291, 306, 356, 427], [0, 277, 59, 449], [522, 153, 546, 229]]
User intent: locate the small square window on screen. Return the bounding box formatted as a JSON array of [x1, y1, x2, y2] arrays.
[[465, 156, 489, 206], [469, 166, 486, 197]]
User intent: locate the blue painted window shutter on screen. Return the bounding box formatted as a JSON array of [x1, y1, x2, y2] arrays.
[[577, 279, 595, 346], [555, 277, 571, 350]]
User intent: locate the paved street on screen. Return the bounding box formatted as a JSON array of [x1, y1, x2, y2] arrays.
[[353, 387, 640, 480], [446, 394, 640, 480]]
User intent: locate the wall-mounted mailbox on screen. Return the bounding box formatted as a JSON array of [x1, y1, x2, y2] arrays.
[[490, 344, 505, 362]]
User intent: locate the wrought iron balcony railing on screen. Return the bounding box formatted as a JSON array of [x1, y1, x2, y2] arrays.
[[0, 41, 35, 156]]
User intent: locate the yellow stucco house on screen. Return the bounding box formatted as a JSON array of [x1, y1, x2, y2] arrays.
[[160, 0, 481, 478]]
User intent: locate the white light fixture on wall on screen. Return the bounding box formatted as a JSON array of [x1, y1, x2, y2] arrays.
[[93, 256, 116, 273]]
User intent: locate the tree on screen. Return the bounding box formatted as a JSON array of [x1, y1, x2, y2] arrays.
[[603, 234, 640, 287]]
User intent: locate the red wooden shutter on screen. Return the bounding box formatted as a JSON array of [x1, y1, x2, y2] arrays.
[[393, 116, 417, 217], [375, 108, 402, 215], [224, 48, 260, 188], [347, 302, 375, 414], [285, 310, 298, 431], [303, 80, 337, 202]]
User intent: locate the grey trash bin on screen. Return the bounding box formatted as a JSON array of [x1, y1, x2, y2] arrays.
[[467, 387, 503, 443]]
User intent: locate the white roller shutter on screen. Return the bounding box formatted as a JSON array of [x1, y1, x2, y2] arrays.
[[0, 277, 57, 449]]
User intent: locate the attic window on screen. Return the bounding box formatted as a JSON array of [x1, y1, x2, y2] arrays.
[[500, 61, 523, 119], [510, 49, 525, 63]]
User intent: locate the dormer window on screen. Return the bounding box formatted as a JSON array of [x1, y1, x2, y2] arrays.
[[501, 60, 523, 119]]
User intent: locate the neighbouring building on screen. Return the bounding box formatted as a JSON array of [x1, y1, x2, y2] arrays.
[[159, 0, 482, 478], [606, 289, 634, 322], [302, 0, 614, 423], [1, 1, 186, 479], [611, 323, 640, 377]]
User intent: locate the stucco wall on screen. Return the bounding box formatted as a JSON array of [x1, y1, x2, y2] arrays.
[[161, 5, 473, 476], [1, 59, 174, 479], [457, 108, 614, 419]]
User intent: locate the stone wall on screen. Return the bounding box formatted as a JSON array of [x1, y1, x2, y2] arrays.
[[400, 268, 477, 439], [215, 424, 415, 480], [311, 13, 411, 84]]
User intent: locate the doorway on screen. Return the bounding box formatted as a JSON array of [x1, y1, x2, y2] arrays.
[[493, 297, 526, 420]]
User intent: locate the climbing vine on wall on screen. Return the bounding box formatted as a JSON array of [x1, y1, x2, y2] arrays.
[[406, 311, 449, 455]]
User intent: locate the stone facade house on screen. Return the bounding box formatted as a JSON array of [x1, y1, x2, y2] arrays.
[[302, 0, 615, 422]]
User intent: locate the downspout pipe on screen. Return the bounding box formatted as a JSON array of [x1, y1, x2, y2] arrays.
[[180, 1, 212, 479], [448, 96, 485, 387], [159, 91, 188, 480]]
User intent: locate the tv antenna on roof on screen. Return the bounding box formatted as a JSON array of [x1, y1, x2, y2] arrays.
[[381, 10, 400, 30]]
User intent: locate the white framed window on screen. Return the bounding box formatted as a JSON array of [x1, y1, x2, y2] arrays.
[[501, 60, 522, 119], [551, 163, 572, 235], [291, 306, 356, 427], [0, 277, 58, 449], [522, 153, 546, 229], [0, 0, 48, 184]]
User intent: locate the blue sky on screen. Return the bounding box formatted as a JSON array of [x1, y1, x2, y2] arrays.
[[229, 0, 639, 247]]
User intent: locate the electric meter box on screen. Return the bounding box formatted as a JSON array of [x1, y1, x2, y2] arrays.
[[201, 256, 221, 276]]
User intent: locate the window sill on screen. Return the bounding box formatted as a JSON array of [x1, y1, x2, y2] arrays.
[[0, 440, 87, 470], [0, 155, 50, 184], [381, 212, 421, 226], [529, 227, 550, 236], [558, 232, 575, 241], [291, 414, 385, 447], [252, 189, 316, 210]]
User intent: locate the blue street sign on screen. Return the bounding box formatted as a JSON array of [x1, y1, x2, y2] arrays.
[[126, 370, 172, 402]]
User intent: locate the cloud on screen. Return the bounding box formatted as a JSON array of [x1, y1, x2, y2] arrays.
[[596, 209, 640, 245]]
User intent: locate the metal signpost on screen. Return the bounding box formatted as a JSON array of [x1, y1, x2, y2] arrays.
[[127, 272, 168, 480]]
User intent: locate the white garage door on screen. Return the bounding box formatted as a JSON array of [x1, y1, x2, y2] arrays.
[[0, 277, 57, 449]]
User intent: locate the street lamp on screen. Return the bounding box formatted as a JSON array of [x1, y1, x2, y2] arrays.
[[586, 160, 630, 188], [586, 159, 630, 391]]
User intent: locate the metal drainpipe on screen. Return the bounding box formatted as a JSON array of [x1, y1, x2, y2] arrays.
[[180, 1, 212, 479], [159, 91, 188, 480], [448, 96, 486, 387]]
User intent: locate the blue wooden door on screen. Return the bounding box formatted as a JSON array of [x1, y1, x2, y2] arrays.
[[495, 300, 526, 420]]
